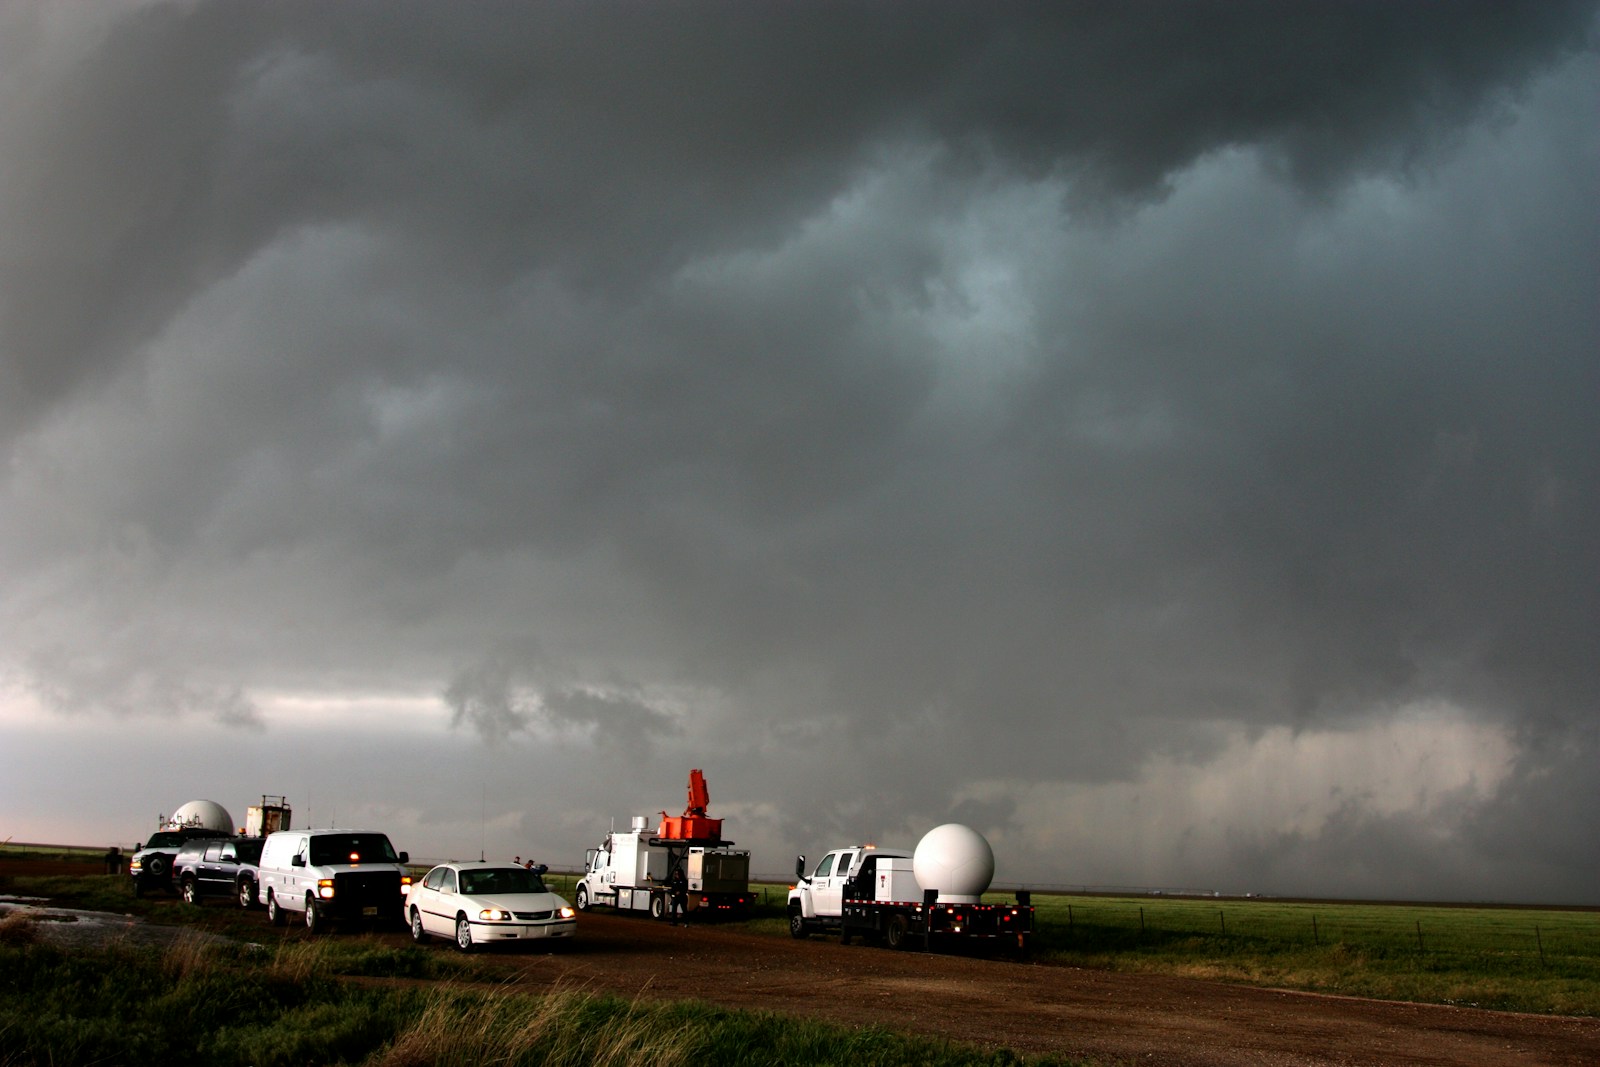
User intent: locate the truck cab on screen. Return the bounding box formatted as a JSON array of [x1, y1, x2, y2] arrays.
[[788, 846, 910, 938]]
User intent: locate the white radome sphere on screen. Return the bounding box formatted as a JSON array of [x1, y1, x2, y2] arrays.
[[167, 800, 234, 833], [912, 823, 995, 903]]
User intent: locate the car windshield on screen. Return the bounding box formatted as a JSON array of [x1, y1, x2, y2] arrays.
[[307, 834, 399, 866], [459, 868, 548, 896]]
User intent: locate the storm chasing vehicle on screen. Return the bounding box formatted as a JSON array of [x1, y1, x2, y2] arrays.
[[576, 769, 752, 920], [255, 829, 411, 932], [788, 823, 1033, 953]]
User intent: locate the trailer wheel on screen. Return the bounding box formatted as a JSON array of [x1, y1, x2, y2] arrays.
[[787, 908, 809, 939], [574, 884, 589, 911], [885, 913, 911, 950], [650, 893, 668, 921]]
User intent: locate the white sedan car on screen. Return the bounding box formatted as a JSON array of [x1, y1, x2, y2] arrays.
[[405, 861, 577, 951]]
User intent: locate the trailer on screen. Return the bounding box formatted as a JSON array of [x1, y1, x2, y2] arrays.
[[575, 770, 752, 920], [789, 824, 1033, 953]]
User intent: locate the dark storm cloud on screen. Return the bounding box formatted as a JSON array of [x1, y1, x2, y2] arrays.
[[1, 2, 1596, 900], [4, 2, 1592, 430]]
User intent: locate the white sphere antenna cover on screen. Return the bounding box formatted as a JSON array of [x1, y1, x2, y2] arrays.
[[167, 800, 234, 833], [913, 823, 994, 903]]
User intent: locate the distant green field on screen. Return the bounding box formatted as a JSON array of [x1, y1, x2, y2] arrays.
[[0, 843, 110, 863], [749, 881, 1600, 1016]]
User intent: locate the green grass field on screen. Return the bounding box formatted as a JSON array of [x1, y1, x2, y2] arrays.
[[746, 880, 1599, 1016]]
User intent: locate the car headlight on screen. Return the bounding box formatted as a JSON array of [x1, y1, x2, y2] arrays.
[[317, 878, 336, 899], [558, 906, 576, 919], [478, 908, 511, 922]]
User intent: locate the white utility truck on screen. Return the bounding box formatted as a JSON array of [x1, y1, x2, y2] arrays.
[[788, 823, 1033, 953], [575, 770, 752, 921]]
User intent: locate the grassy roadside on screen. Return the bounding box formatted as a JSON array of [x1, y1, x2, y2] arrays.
[[0, 913, 1092, 1067]]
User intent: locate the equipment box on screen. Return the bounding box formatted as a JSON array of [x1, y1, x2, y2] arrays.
[[874, 857, 921, 902]]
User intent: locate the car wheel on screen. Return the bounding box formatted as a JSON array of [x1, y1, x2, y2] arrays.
[[181, 877, 200, 906], [410, 908, 427, 944], [886, 913, 911, 950], [267, 892, 284, 926], [650, 894, 668, 921], [788, 908, 809, 939], [455, 915, 474, 953], [238, 878, 255, 909], [305, 897, 322, 934], [146, 855, 166, 879], [574, 884, 589, 911]]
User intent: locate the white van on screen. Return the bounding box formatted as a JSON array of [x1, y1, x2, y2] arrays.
[[256, 829, 411, 932]]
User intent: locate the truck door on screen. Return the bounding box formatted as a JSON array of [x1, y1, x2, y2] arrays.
[[811, 850, 856, 918]]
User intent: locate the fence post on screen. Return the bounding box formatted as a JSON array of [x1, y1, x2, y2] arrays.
[[1140, 906, 1145, 935], [1312, 914, 1318, 946], [1415, 920, 1424, 953], [1067, 904, 1073, 932], [1536, 925, 1546, 968]]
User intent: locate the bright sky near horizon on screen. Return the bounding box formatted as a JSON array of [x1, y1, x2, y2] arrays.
[[2, 2, 1596, 903]]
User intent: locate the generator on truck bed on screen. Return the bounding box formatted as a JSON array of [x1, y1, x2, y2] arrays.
[[789, 823, 1032, 953], [575, 769, 752, 921]]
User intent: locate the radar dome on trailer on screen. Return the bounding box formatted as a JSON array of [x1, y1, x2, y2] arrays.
[[912, 823, 995, 904], [166, 800, 234, 833]]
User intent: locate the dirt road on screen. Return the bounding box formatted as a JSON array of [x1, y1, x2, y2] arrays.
[[5, 860, 1596, 1066]]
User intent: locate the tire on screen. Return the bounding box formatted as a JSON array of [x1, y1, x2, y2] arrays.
[[574, 884, 589, 912], [238, 878, 256, 909], [650, 894, 668, 921], [455, 915, 475, 953], [146, 855, 166, 878], [181, 877, 200, 906], [267, 891, 285, 926], [885, 913, 911, 950], [304, 896, 322, 934], [788, 908, 810, 939], [410, 908, 427, 944]]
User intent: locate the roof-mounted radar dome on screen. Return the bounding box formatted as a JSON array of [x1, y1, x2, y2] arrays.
[[912, 823, 995, 904], [166, 800, 234, 833]]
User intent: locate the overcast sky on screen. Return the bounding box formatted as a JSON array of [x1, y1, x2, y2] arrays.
[[2, 2, 1596, 904]]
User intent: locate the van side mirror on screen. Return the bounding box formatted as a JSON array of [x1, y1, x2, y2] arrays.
[[291, 855, 305, 867], [794, 855, 807, 882]]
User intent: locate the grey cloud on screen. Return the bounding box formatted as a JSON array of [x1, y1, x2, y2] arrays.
[[443, 659, 530, 744], [1, 3, 1595, 902]]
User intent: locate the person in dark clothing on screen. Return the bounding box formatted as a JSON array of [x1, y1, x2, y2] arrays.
[[668, 865, 688, 925]]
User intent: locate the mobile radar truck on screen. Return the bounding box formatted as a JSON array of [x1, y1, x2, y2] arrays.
[[788, 823, 1033, 952], [575, 769, 752, 920]]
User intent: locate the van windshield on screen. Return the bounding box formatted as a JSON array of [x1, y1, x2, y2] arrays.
[[308, 834, 399, 866]]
